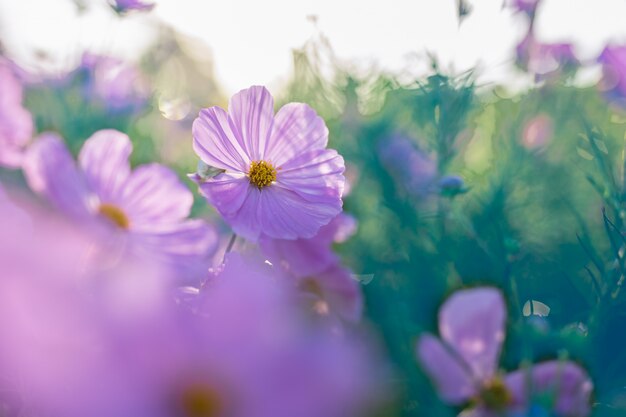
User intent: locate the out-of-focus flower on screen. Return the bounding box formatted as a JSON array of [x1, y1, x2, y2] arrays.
[[110, 0, 155, 13], [516, 35, 579, 80], [379, 135, 437, 197], [522, 114, 553, 149], [192, 85, 345, 241], [0, 186, 179, 417], [0, 59, 33, 168], [416, 287, 593, 417], [260, 213, 362, 322], [260, 213, 357, 277], [509, 0, 540, 16], [598, 45, 626, 109], [23, 130, 218, 277], [0, 242, 386, 417], [79, 53, 150, 112]]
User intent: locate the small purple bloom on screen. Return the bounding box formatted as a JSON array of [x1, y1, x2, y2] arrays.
[[192, 85, 345, 241], [111, 0, 155, 13], [23, 130, 218, 277], [516, 35, 579, 80], [416, 287, 593, 416], [0, 59, 33, 168], [379, 135, 437, 197], [598, 45, 626, 109]]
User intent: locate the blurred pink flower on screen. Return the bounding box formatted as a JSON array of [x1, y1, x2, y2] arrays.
[[192, 86, 345, 241], [80, 53, 150, 112], [416, 287, 593, 416], [379, 135, 437, 197], [23, 130, 218, 278], [516, 35, 579, 80], [598, 45, 626, 108], [522, 114, 553, 149], [0, 59, 33, 168]]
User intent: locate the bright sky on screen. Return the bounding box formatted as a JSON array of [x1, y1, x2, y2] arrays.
[[1, 0, 626, 94]]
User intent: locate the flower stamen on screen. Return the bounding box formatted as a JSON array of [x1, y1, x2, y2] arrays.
[[98, 203, 130, 229], [248, 160, 277, 189]]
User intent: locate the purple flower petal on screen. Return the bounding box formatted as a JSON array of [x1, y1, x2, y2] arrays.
[[416, 333, 477, 404], [277, 149, 345, 202], [193, 107, 250, 172], [22, 133, 95, 219], [78, 130, 131, 204], [119, 163, 194, 228], [228, 86, 274, 161], [266, 103, 329, 167], [258, 185, 342, 240], [439, 288, 506, 382], [505, 361, 593, 417]]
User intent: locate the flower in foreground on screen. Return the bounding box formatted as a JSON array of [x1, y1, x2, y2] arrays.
[[23, 130, 217, 277], [192, 85, 345, 241], [0, 59, 33, 168], [416, 287, 593, 417]]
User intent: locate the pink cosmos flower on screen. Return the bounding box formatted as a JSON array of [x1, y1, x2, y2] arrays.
[[23, 130, 217, 277], [192, 86, 345, 241], [416, 287, 593, 417], [0, 59, 33, 168]]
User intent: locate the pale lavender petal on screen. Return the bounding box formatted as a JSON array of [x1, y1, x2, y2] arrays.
[[130, 219, 219, 280], [22, 133, 95, 219], [505, 361, 593, 417], [439, 288, 506, 382], [198, 173, 263, 240], [276, 149, 345, 203], [78, 130, 131, 203], [258, 185, 342, 240], [193, 107, 250, 172], [228, 86, 274, 161], [266, 103, 328, 167], [416, 334, 477, 404], [118, 163, 194, 228], [0, 62, 33, 168]]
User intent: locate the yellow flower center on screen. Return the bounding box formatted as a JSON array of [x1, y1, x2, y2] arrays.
[[98, 203, 130, 229], [248, 160, 277, 189], [179, 383, 223, 417], [479, 377, 513, 410]]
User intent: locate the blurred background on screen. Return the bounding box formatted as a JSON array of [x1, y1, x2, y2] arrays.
[[4, 1, 626, 416]]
